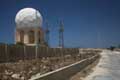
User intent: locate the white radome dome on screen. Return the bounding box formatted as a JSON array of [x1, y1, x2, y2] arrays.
[[15, 8, 42, 28]]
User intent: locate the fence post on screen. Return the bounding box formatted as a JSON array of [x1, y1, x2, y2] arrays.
[[24, 45, 26, 60], [5, 43, 8, 62], [35, 45, 38, 59]]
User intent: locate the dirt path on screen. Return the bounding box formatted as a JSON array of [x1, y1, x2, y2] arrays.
[[70, 56, 100, 80]]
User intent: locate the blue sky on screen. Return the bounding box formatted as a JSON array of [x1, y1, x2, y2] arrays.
[[0, 0, 120, 48]]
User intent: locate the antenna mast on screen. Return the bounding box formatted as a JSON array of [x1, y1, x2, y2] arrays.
[[59, 20, 64, 48], [45, 21, 50, 46]]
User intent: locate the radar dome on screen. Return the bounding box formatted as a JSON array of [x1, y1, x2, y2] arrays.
[[15, 8, 43, 28]]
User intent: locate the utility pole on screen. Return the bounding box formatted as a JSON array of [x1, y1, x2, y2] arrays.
[[35, 10, 38, 59]]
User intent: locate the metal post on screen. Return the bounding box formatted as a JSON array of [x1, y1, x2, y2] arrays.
[[23, 45, 26, 60], [35, 45, 38, 59], [5, 43, 8, 62], [35, 10, 38, 59], [45, 21, 50, 47], [59, 20, 64, 48]]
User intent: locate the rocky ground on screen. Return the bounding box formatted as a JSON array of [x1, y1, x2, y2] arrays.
[[0, 55, 82, 80], [0, 49, 100, 80]]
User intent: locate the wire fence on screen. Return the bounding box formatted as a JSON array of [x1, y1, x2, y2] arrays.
[[0, 44, 79, 63]]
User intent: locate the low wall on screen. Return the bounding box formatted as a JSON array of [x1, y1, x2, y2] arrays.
[[30, 54, 100, 80]]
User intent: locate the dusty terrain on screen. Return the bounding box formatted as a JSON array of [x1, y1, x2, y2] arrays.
[[70, 55, 100, 80], [71, 50, 120, 80]]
